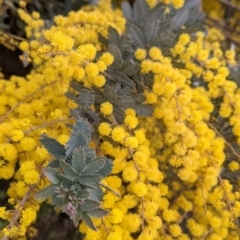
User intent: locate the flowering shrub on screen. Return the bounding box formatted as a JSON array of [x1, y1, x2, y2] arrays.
[[0, 0, 240, 239]]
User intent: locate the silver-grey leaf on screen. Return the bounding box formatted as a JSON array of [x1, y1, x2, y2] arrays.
[[82, 212, 97, 231], [43, 168, 60, 184], [34, 185, 55, 200], [72, 147, 86, 173], [81, 158, 106, 175], [60, 160, 77, 180]]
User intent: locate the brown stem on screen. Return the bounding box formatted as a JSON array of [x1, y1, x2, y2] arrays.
[[0, 81, 57, 123], [207, 121, 240, 160]]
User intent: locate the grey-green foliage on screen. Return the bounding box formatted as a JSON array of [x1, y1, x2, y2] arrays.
[[69, 0, 204, 127], [35, 118, 112, 230]]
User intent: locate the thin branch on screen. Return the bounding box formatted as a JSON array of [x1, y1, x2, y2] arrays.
[[0, 81, 57, 123], [141, 197, 145, 231], [1, 183, 37, 240], [101, 218, 108, 234], [217, 0, 240, 11], [218, 175, 240, 237], [98, 183, 121, 197], [24, 117, 73, 135], [207, 121, 240, 160]]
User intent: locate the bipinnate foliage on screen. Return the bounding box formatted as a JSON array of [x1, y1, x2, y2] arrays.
[[35, 118, 112, 230], [68, 0, 204, 124]]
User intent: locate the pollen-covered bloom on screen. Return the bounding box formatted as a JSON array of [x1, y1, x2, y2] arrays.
[[125, 136, 139, 149], [24, 169, 40, 184], [108, 208, 123, 224], [100, 102, 113, 116], [135, 48, 147, 60], [124, 115, 139, 129], [10, 129, 24, 142], [111, 126, 126, 143], [132, 182, 148, 197], [172, 0, 185, 9], [98, 122, 112, 136]]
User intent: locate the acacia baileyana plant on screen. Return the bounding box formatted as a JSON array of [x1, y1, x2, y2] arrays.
[[1, 0, 240, 239]]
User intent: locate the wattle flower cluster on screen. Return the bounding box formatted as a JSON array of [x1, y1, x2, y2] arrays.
[[0, 0, 240, 239]]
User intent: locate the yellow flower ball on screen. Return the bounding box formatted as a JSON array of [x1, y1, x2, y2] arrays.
[[106, 232, 122, 240], [122, 164, 138, 182], [19, 0, 27, 8], [124, 115, 138, 129], [100, 102, 113, 116], [111, 127, 126, 143], [145, 92, 158, 104], [19, 137, 36, 152], [108, 208, 123, 224], [228, 161, 239, 171], [10, 129, 24, 142], [132, 182, 148, 197], [125, 136, 139, 149], [32, 11, 40, 19], [124, 108, 136, 116], [19, 41, 29, 51], [85, 63, 99, 77], [98, 122, 112, 136], [135, 48, 147, 60], [99, 52, 114, 66], [169, 224, 182, 237], [172, 0, 184, 9], [149, 47, 162, 61], [24, 169, 40, 184]]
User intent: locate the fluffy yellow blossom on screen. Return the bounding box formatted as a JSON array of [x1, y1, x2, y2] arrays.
[[19, 0, 27, 8], [106, 232, 122, 240], [162, 209, 179, 222], [85, 63, 99, 77], [16, 181, 28, 198], [149, 47, 162, 60], [125, 108, 136, 116], [57, 134, 69, 145], [146, 0, 157, 8], [24, 169, 40, 184], [197, 49, 209, 61], [51, 31, 74, 51], [77, 44, 96, 60], [50, 109, 63, 119], [121, 213, 141, 233], [133, 151, 148, 168], [124, 115, 138, 129], [19, 41, 29, 51], [98, 122, 112, 136], [0, 207, 8, 220], [99, 52, 114, 66], [10, 129, 24, 142], [132, 182, 148, 197], [100, 102, 113, 116], [187, 219, 205, 237], [134, 130, 146, 144], [169, 224, 182, 237], [32, 11, 40, 19], [125, 136, 139, 148], [228, 161, 240, 171], [20, 118, 31, 127], [122, 164, 138, 182], [19, 161, 36, 175], [19, 137, 36, 152], [108, 208, 124, 224], [20, 207, 37, 227], [111, 127, 126, 143], [145, 92, 158, 104], [179, 33, 190, 45], [135, 48, 147, 60], [96, 60, 107, 72]]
